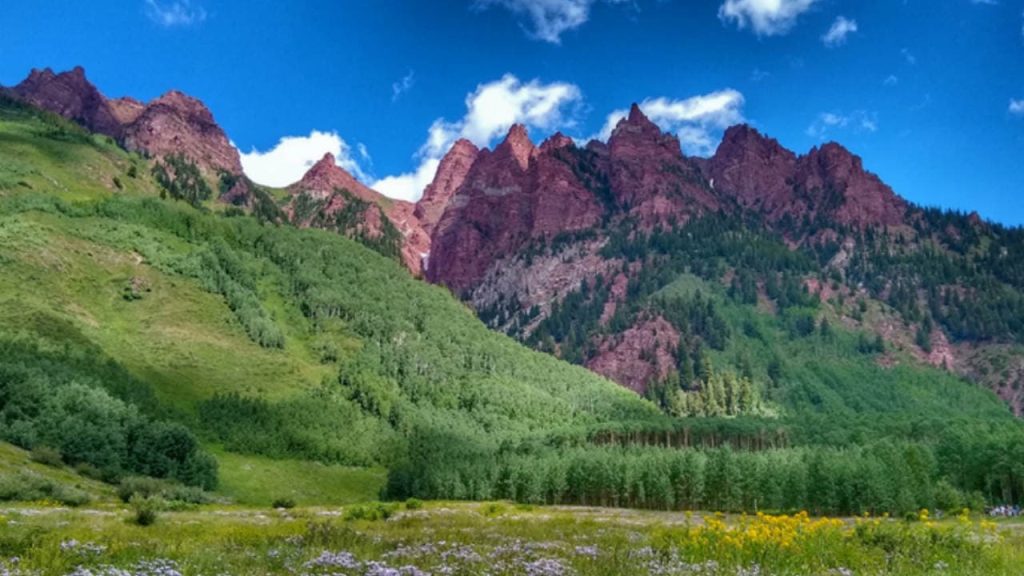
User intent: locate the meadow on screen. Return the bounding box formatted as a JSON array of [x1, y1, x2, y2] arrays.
[[0, 500, 1021, 576]]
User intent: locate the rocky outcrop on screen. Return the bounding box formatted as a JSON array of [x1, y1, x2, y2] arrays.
[[586, 316, 681, 394], [11, 67, 124, 139], [706, 124, 907, 228], [123, 90, 243, 177], [8, 67, 250, 201], [427, 125, 608, 294], [108, 97, 146, 126], [8, 66, 249, 198], [415, 139, 479, 235], [288, 153, 430, 274], [606, 104, 719, 222]]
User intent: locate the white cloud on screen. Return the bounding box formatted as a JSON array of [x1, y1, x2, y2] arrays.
[[392, 71, 415, 102], [970, 0, 998, 5], [373, 158, 443, 203], [597, 90, 746, 156], [372, 74, 583, 201], [901, 48, 917, 65], [822, 16, 857, 47], [718, 0, 818, 36], [145, 0, 206, 27], [806, 111, 878, 139], [883, 74, 899, 86], [475, 0, 628, 43], [1010, 99, 1024, 116], [239, 130, 369, 188]]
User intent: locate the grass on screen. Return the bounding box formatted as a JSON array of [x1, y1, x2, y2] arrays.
[[0, 442, 115, 504], [213, 449, 385, 507], [0, 210, 332, 413], [0, 501, 1020, 575]]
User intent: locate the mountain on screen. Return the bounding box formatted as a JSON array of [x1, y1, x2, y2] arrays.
[[7, 67, 248, 202], [285, 152, 430, 273], [419, 106, 1024, 417], [1, 67, 1023, 514]]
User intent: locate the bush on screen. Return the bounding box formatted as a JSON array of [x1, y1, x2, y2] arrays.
[[0, 471, 90, 506], [118, 476, 164, 503], [118, 476, 212, 506], [30, 445, 63, 468], [343, 502, 396, 521], [404, 498, 423, 510], [130, 495, 161, 526], [272, 497, 296, 509]]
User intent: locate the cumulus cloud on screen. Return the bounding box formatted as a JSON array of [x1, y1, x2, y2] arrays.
[[1010, 99, 1024, 116], [145, 0, 206, 27], [806, 111, 878, 139], [392, 71, 415, 102], [373, 74, 583, 200], [718, 0, 818, 36], [822, 16, 857, 47], [597, 90, 746, 156], [475, 0, 629, 43], [239, 130, 370, 188]]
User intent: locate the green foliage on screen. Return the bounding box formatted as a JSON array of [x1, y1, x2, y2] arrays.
[[0, 470, 90, 506], [294, 188, 404, 261], [0, 339, 216, 488], [344, 501, 398, 521], [29, 445, 63, 468], [118, 476, 212, 505], [130, 494, 161, 526], [271, 497, 296, 509], [152, 153, 213, 207]]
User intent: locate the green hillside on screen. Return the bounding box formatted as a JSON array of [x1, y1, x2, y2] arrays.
[[1, 96, 1022, 515]]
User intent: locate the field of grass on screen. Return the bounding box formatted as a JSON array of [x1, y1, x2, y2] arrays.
[[213, 449, 385, 507], [0, 442, 115, 504], [0, 501, 1020, 575]]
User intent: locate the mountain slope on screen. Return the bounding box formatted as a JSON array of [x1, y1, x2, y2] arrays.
[[419, 107, 1024, 417], [0, 93, 656, 480], [2, 68, 1023, 513]]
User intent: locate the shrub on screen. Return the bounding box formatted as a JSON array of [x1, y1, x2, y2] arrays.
[[30, 445, 63, 468], [130, 495, 161, 526], [404, 498, 423, 510], [272, 497, 297, 509], [118, 476, 211, 506], [344, 502, 396, 521], [0, 471, 90, 506]]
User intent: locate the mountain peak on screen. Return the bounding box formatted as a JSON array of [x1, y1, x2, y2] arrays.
[[416, 139, 480, 235], [540, 131, 575, 152], [11, 65, 123, 139], [610, 102, 661, 141], [627, 102, 646, 123], [315, 152, 337, 168], [496, 123, 535, 170]]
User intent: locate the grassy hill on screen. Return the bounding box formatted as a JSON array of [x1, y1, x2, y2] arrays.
[[0, 96, 1022, 514], [0, 96, 655, 502]]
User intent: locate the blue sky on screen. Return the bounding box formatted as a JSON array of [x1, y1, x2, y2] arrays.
[[1, 1, 1022, 224]]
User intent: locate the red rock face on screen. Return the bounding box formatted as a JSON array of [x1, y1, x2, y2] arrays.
[[706, 124, 798, 218], [108, 97, 146, 126], [586, 316, 681, 394], [706, 124, 907, 228], [606, 104, 719, 223], [123, 90, 242, 176], [795, 143, 907, 227], [11, 67, 124, 139], [415, 139, 479, 236], [8, 67, 249, 200], [426, 125, 606, 294]]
